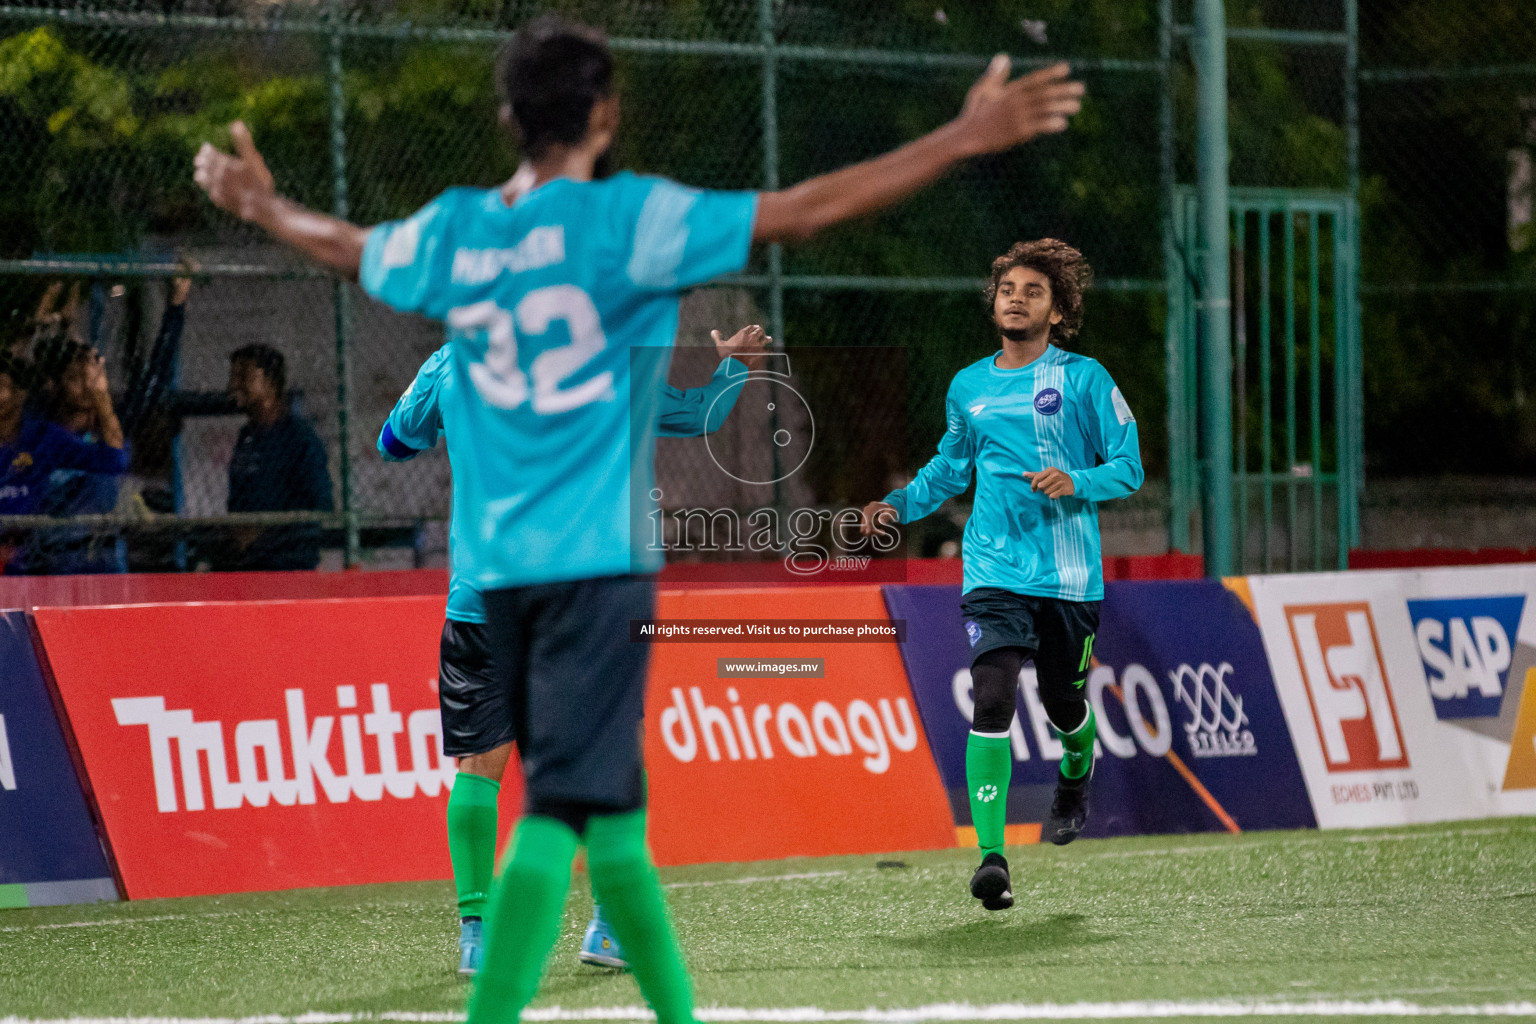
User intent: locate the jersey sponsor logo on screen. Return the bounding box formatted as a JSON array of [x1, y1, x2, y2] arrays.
[[0, 714, 15, 791], [450, 225, 566, 285], [9, 451, 32, 472], [1285, 602, 1409, 771], [965, 620, 982, 647], [1406, 595, 1525, 720], [659, 687, 920, 775], [111, 684, 457, 811], [1170, 662, 1256, 758], [1033, 388, 1063, 416], [1111, 387, 1135, 425]]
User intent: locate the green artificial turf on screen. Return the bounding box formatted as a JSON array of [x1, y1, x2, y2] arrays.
[[1, 819, 1532, 1018]]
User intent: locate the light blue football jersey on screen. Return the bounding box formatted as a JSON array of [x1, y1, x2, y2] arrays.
[[360, 174, 758, 592], [379, 344, 750, 623], [884, 345, 1143, 601]]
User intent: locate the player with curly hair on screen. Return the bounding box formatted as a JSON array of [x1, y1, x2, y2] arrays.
[[862, 238, 1143, 910]]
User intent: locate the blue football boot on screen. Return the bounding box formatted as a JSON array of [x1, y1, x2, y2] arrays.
[[457, 917, 484, 977], [578, 904, 628, 969]]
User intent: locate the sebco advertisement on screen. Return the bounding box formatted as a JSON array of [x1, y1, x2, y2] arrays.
[[883, 581, 1314, 840]]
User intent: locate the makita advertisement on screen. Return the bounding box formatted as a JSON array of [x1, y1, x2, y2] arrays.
[[883, 581, 1315, 839], [0, 611, 118, 907], [1247, 565, 1536, 828], [645, 587, 955, 865], [31, 597, 523, 899]]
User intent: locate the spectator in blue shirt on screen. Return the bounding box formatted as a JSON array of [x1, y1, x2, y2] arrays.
[[24, 339, 133, 573], [0, 350, 130, 573], [210, 343, 333, 571]]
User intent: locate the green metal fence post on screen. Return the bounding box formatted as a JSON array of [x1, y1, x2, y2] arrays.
[[1344, 0, 1363, 553], [1160, 0, 1191, 554], [326, 0, 359, 568], [1195, 0, 1234, 577], [758, 0, 784, 346]]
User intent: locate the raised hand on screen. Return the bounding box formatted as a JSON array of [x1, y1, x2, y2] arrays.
[[711, 324, 770, 369], [957, 59, 1084, 156], [194, 121, 275, 223]]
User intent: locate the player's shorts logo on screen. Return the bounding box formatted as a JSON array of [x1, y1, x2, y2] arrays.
[[975, 783, 998, 803], [964, 620, 982, 647], [1285, 602, 1409, 771], [1034, 388, 1062, 415]]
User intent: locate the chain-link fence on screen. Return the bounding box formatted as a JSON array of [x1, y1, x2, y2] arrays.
[[3, 0, 1529, 576]]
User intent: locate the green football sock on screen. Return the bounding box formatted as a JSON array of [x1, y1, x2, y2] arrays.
[[446, 771, 500, 920], [1058, 706, 1097, 780], [586, 810, 695, 1024], [965, 731, 1012, 860], [465, 815, 577, 1024]]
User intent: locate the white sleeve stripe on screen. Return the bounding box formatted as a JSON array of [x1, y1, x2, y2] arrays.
[[627, 184, 698, 288]]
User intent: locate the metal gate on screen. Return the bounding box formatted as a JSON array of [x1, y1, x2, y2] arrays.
[[1168, 188, 1362, 572]]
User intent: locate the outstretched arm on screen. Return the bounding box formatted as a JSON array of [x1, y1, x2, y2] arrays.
[[194, 122, 368, 278], [861, 392, 975, 535], [657, 324, 770, 436], [755, 59, 1084, 242]]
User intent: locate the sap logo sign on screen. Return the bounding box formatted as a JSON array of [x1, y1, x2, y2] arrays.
[[1286, 603, 1409, 771], [1407, 595, 1525, 720]]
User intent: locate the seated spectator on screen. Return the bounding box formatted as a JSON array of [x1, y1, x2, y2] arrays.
[[212, 343, 333, 571], [26, 340, 131, 573], [0, 350, 129, 574]]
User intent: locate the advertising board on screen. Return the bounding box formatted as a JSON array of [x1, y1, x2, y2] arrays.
[[883, 581, 1315, 840], [31, 598, 523, 899], [0, 611, 117, 907], [1247, 566, 1536, 827]]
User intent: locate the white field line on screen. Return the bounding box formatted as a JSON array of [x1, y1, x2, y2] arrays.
[[5, 1000, 1536, 1024], [665, 871, 849, 890]]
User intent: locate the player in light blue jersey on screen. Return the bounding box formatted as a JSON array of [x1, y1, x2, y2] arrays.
[[195, 14, 1083, 1019], [862, 239, 1143, 911], [378, 325, 767, 976]]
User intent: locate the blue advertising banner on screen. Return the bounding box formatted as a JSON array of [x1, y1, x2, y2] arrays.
[[0, 611, 117, 907], [883, 581, 1315, 839]]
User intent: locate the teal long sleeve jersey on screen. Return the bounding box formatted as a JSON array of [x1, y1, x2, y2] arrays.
[[379, 343, 751, 623], [883, 345, 1144, 602]]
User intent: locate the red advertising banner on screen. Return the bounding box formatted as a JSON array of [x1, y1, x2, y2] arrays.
[[644, 587, 955, 865], [32, 598, 522, 899]]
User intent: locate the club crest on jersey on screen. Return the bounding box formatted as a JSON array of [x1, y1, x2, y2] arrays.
[[965, 620, 982, 647], [1034, 388, 1063, 416]]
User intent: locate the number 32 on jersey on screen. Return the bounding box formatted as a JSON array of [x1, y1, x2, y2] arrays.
[[450, 285, 612, 414]]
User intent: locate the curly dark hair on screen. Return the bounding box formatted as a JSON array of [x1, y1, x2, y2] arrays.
[[984, 238, 1093, 344]]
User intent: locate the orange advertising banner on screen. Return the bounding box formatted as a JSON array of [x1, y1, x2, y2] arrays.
[[644, 586, 955, 865], [32, 598, 523, 899]]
